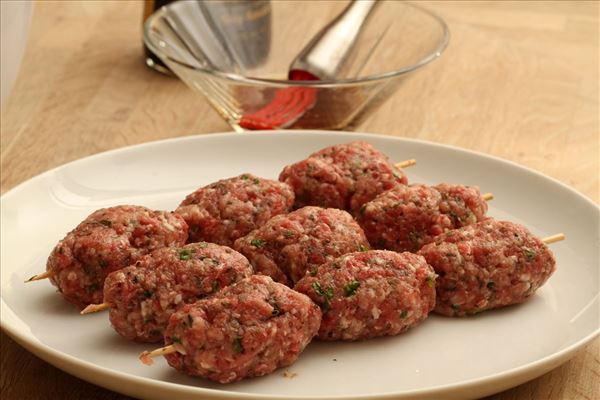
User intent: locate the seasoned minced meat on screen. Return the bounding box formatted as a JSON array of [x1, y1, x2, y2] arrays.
[[104, 242, 253, 342], [357, 184, 487, 252], [162, 275, 321, 383], [295, 250, 436, 341], [418, 219, 556, 316], [234, 206, 369, 286], [175, 174, 294, 246], [279, 141, 407, 215], [46, 205, 188, 309]]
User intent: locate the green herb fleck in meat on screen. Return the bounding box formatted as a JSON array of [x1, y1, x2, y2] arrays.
[[233, 336, 244, 353], [271, 304, 281, 316], [408, 230, 421, 243], [447, 210, 461, 224], [523, 248, 535, 260], [240, 174, 249, 180], [171, 336, 182, 344], [312, 282, 333, 299], [343, 281, 360, 296], [451, 304, 460, 310], [486, 281, 496, 290], [187, 315, 193, 327], [400, 310, 408, 318], [358, 244, 370, 252], [143, 290, 153, 298], [359, 204, 368, 215], [99, 220, 112, 227], [212, 280, 220, 293], [312, 282, 334, 311], [283, 230, 294, 238], [426, 275, 435, 288], [179, 249, 192, 260], [310, 267, 318, 276], [250, 238, 267, 247]]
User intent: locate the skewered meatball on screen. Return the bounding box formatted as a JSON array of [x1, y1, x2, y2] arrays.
[[295, 250, 436, 341], [418, 219, 556, 316], [162, 275, 321, 383], [175, 174, 294, 246], [357, 183, 488, 252], [46, 205, 188, 309], [234, 206, 369, 286], [104, 242, 253, 342], [279, 141, 407, 215]]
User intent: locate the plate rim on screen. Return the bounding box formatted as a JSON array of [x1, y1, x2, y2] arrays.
[[1, 130, 599, 400], [2, 130, 598, 208]]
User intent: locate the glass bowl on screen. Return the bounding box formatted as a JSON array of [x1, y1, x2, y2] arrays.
[[144, 0, 449, 132]]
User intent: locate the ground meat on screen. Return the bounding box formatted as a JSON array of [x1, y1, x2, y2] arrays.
[[357, 184, 487, 252], [103, 242, 253, 342], [418, 219, 556, 316], [162, 275, 321, 383], [46, 205, 188, 309], [233, 206, 369, 286], [294, 250, 435, 341], [279, 141, 407, 215], [175, 174, 294, 246]]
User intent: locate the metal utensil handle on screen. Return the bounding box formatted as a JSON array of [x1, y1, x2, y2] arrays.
[[289, 0, 379, 80]]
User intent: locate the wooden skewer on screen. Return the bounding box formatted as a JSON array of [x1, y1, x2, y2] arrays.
[[25, 270, 53, 283], [139, 344, 182, 366], [80, 302, 111, 314], [541, 233, 565, 244], [481, 193, 494, 201], [395, 159, 417, 169]]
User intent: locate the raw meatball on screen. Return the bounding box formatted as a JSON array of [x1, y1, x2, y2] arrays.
[[162, 275, 321, 383], [418, 219, 556, 316], [279, 141, 407, 215], [234, 206, 369, 285], [295, 250, 436, 341], [46, 205, 188, 309], [357, 184, 487, 252], [104, 242, 253, 342], [175, 174, 294, 246]]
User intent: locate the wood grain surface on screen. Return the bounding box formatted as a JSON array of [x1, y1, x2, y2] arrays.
[[1, 1, 598, 399]]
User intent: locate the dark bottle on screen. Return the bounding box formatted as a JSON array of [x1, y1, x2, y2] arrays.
[[143, 0, 175, 74]]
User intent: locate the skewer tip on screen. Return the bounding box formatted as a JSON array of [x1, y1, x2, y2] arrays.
[[80, 302, 111, 315], [395, 159, 417, 169], [139, 350, 156, 366], [541, 233, 565, 245], [139, 344, 182, 366], [481, 193, 494, 201], [25, 270, 53, 283]]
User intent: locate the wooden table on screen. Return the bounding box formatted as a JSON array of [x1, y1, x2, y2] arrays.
[[1, 1, 598, 399]]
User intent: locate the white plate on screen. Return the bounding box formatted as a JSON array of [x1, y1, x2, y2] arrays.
[[1, 131, 598, 400]]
